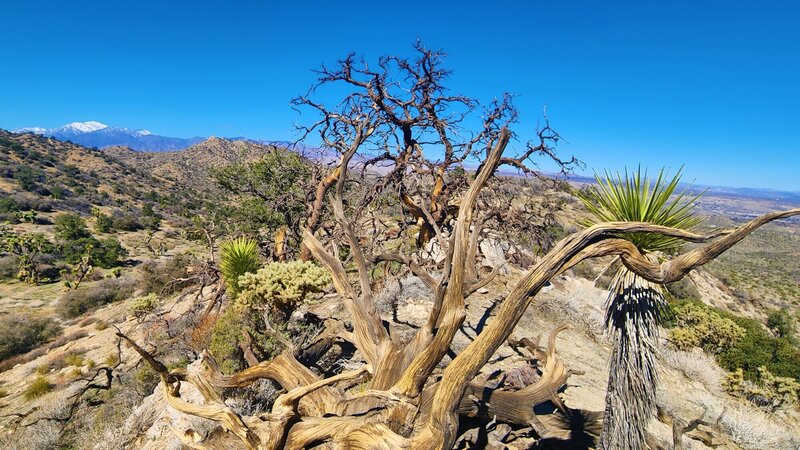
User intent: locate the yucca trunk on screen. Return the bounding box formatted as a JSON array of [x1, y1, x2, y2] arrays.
[[600, 267, 666, 450]]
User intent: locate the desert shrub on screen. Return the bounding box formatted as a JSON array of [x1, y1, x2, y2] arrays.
[[719, 403, 800, 450], [58, 236, 128, 269], [0, 331, 88, 372], [57, 277, 135, 318], [660, 347, 725, 391], [94, 212, 114, 233], [129, 293, 159, 317], [188, 312, 217, 353], [24, 377, 54, 400], [54, 213, 91, 241], [111, 212, 142, 232], [211, 150, 311, 245], [139, 203, 162, 230], [10, 192, 54, 212], [208, 261, 329, 373], [767, 308, 796, 343], [716, 310, 800, 380], [0, 196, 18, 213], [0, 313, 62, 361], [236, 261, 330, 317], [13, 166, 45, 191], [669, 301, 745, 353], [92, 237, 128, 268], [0, 255, 18, 280], [209, 308, 279, 374], [131, 365, 159, 394], [219, 237, 261, 296], [0, 230, 56, 283], [103, 354, 119, 366], [136, 253, 197, 295], [724, 366, 800, 410], [15, 210, 37, 224]]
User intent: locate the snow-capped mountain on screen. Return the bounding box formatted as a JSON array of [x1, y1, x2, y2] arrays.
[[12, 121, 203, 151]]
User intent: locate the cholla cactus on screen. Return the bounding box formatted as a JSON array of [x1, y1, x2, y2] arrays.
[[236, 261, 330, 315], [725, 366, 800, 410], [130, 293, 160, 318]]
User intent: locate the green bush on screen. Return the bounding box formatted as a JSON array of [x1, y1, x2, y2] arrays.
[[209, 308, 279, 374], [211, 150, 311, 249], [94, 212, 114, 233], [0, 313, 62, 361], [219, 237, 261, 296], [54, 213, 91, 241], [14, 210, 37, 224], [13, 166, 44, 192], [717, 310, 800, 380], [667, 300, 800, 381], [92, 237, 128, 268], [767, 309, 796, 343], [57, 277, 135, 318], [58, 236, 127, 269], [669, 301, 745, 353]]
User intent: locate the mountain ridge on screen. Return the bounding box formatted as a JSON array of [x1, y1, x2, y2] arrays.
[[12, 121, 204, 152]]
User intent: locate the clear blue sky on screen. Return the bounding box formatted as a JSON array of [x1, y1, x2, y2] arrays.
[[1, 1, 798, 191]]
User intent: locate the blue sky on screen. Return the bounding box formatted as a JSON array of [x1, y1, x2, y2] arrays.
[[1, 1, 798, 191]]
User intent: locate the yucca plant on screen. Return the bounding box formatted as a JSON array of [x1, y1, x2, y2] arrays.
[[578, 167, 702, 450], [219, 237, 261, 297]]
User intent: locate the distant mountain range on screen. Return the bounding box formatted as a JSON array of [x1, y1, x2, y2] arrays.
[[12, 121, 206, 152], [9, 121, 798, 204]]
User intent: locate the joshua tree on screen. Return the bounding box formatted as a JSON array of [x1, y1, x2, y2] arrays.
[[578, 167, 702, 450], [123, 46, 800, 450]]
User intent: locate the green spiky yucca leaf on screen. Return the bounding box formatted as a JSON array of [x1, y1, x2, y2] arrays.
[[579, 167, 704, 450], [219, 237, 261, 296], [578, 166, 703, 254]]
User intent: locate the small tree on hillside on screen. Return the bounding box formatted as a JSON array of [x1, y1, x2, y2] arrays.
[[121, 45, 800, 450], [212, 149, 314, 260]]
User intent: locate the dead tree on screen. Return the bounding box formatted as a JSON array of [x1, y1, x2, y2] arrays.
[[129, 45, 800, 449]]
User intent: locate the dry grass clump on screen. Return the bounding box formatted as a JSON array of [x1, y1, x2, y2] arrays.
[[720, 404, 799, 449], [24, 376, 54, 400], [660, 347, 726, 393], [62, 352, 84, 367]]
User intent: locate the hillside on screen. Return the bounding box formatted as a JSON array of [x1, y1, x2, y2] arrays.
[[0, 132, 799, 449], [104, 137, 283, 193], [0, 130, 214, 219]]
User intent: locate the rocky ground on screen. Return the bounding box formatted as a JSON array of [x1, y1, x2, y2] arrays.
[[2, 261, 798, 449]]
